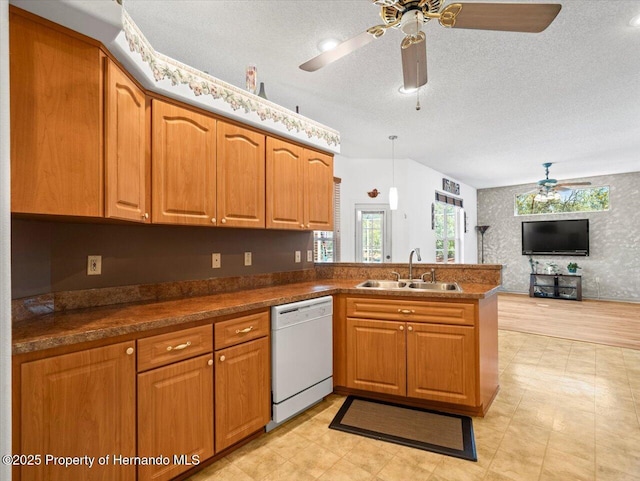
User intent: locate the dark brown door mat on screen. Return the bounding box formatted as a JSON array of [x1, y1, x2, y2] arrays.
[[329, 396, 477, 461]]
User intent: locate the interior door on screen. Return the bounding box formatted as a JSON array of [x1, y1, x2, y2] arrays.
[[355, 204, 392, 262]]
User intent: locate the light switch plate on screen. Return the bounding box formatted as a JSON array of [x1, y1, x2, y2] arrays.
[[87, 255, 102, 275], [307, 250, 313, 262], [295, 251, 301, 263], [244, 252, 252, 266], [211, 253, 221, 268]]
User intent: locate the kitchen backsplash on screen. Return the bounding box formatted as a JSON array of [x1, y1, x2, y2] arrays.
[[11, 218, 314, 299]]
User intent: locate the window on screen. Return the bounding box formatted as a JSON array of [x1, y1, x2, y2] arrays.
[[355, 204, 391, 263], [434, 200, 464, 263], [515, 186, 610, 216]]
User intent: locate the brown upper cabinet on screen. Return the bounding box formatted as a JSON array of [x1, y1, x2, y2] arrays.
[[151, 99, 217, 226], [10, 9, 104, 217], [9, 7, 334, 230], [105, 59, 150, 223], [304, 149, 334, 230], [266, 138, 304, 230], [10, 8, 149, 222], [217, 122, 266, 228], [266, 138, 334, 230]]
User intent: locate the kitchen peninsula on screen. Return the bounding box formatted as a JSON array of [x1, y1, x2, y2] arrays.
[[12, 264, 500, 481]]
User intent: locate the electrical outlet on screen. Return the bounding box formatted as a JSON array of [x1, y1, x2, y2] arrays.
[[87, 255, 102, 276], [295, 251, 301, 263], [244, 252, 252, 266], [307, 250, 313, 262], [211, 253, 221, 269]]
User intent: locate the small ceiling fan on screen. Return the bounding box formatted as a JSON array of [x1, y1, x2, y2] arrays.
[[529, 162, 592, 202], [299, 1, 562, 91]]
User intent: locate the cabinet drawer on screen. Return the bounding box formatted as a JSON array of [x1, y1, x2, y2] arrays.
[[215, 310, 270, 350], [346, 297, 475, 326], [138, 325, 213, 372]]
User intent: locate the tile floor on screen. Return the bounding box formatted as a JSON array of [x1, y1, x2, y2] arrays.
[[189, 331, 640, 481]]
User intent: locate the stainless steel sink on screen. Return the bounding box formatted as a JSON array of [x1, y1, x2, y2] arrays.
[[355, 280, 462, 292], [355, 280, 407, 289], [407, 281, 461, 291]]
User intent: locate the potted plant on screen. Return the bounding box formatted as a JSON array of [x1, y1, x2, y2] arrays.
[[567, 262, 581, 274]]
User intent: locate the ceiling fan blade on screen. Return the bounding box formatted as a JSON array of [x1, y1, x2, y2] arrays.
[[401, 38, 427, 90], [299, 31, 375, 72], [442, 3, 562, 33], [556, 181, 592, 187]]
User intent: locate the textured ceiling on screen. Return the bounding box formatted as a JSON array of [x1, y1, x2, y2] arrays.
[[123, 0, 640, 188]]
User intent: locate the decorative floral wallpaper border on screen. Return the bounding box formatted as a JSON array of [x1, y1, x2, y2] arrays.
[[121, 10, 340, 148]]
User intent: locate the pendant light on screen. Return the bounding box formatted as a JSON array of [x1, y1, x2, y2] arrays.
[[389, 135, 398, 210]]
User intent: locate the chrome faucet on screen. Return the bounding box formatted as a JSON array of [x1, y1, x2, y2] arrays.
[[421, 268, 436, 283], [391, 271, 401, 281], [408, 248, 421, 280]]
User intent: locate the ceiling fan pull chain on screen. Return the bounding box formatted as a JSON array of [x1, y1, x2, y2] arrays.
[[416, 61, 421, 111]]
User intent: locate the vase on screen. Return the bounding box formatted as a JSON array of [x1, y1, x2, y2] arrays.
[[245, 65, 257, 94], [257, 82, 267, 100]]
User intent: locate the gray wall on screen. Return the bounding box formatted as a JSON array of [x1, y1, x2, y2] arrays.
[[12, 219, 314, 298], [477, 171, 640, 301]]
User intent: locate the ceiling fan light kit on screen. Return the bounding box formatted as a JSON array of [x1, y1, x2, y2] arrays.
[[530, 162, 592, 202], [299, 1, 562, 94]]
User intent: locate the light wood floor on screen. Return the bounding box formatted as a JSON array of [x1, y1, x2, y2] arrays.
[[498, 292, 640, 350]]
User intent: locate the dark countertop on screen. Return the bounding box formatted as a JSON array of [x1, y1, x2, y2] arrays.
[[12, 279, 500, 354]]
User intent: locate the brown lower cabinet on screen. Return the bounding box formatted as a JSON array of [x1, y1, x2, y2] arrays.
[[338, 295, 498, 415], [214, 326, 270, 452], [215, 338, 270, 451], [20, 342, 136, 481], [15, 312, 272, 481], [138, 354, 214, 481]]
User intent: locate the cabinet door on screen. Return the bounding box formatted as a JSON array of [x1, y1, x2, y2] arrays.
[[217, 122, 265, 228], [407, 323, 477, 406], [105, 59, 149, 223], [138, 354, 214, 481], [266, 138, 304, 230], [152, 99, 217, 225], [346, 318, 406, 396], [303, 149, 334, 230], [10, 9, 103, 217], [215, 337, 270, 451], [20, 342, 136, 481]]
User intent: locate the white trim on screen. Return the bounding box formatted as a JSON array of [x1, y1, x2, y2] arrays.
[[0, 1, 13, 476]]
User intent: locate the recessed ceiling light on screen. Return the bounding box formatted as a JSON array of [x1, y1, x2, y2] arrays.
[[630, 14, 640, 27], [318, 38, 340, 52], [398, 85, 418, 95]]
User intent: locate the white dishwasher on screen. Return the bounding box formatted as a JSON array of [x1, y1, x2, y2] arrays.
[[266, 295, 333, 432]]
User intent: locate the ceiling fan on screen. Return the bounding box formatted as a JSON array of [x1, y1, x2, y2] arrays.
[[529, 162, 592, 202], [299, 1, 562, 91]]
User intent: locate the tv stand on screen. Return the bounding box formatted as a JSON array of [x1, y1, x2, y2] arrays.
[[529, 274, 582, 301]]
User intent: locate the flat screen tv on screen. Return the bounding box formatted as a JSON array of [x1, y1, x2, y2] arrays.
[[522, 219, 589, 256]]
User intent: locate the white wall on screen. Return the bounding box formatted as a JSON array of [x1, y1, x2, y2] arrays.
[[335, 155, 478, 264], [1, 0, 12, 477]]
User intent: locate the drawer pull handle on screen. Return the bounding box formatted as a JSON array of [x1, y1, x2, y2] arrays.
[[166, 341, 192, 352], [408, 326, 414, 332], [126, 347, 134, 355], [235, 326, 254, 334], [208, 359, 213, 366], [219, 355, 226, 362], [399, 325, 404, 331], [398, 309, 415, 314]]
